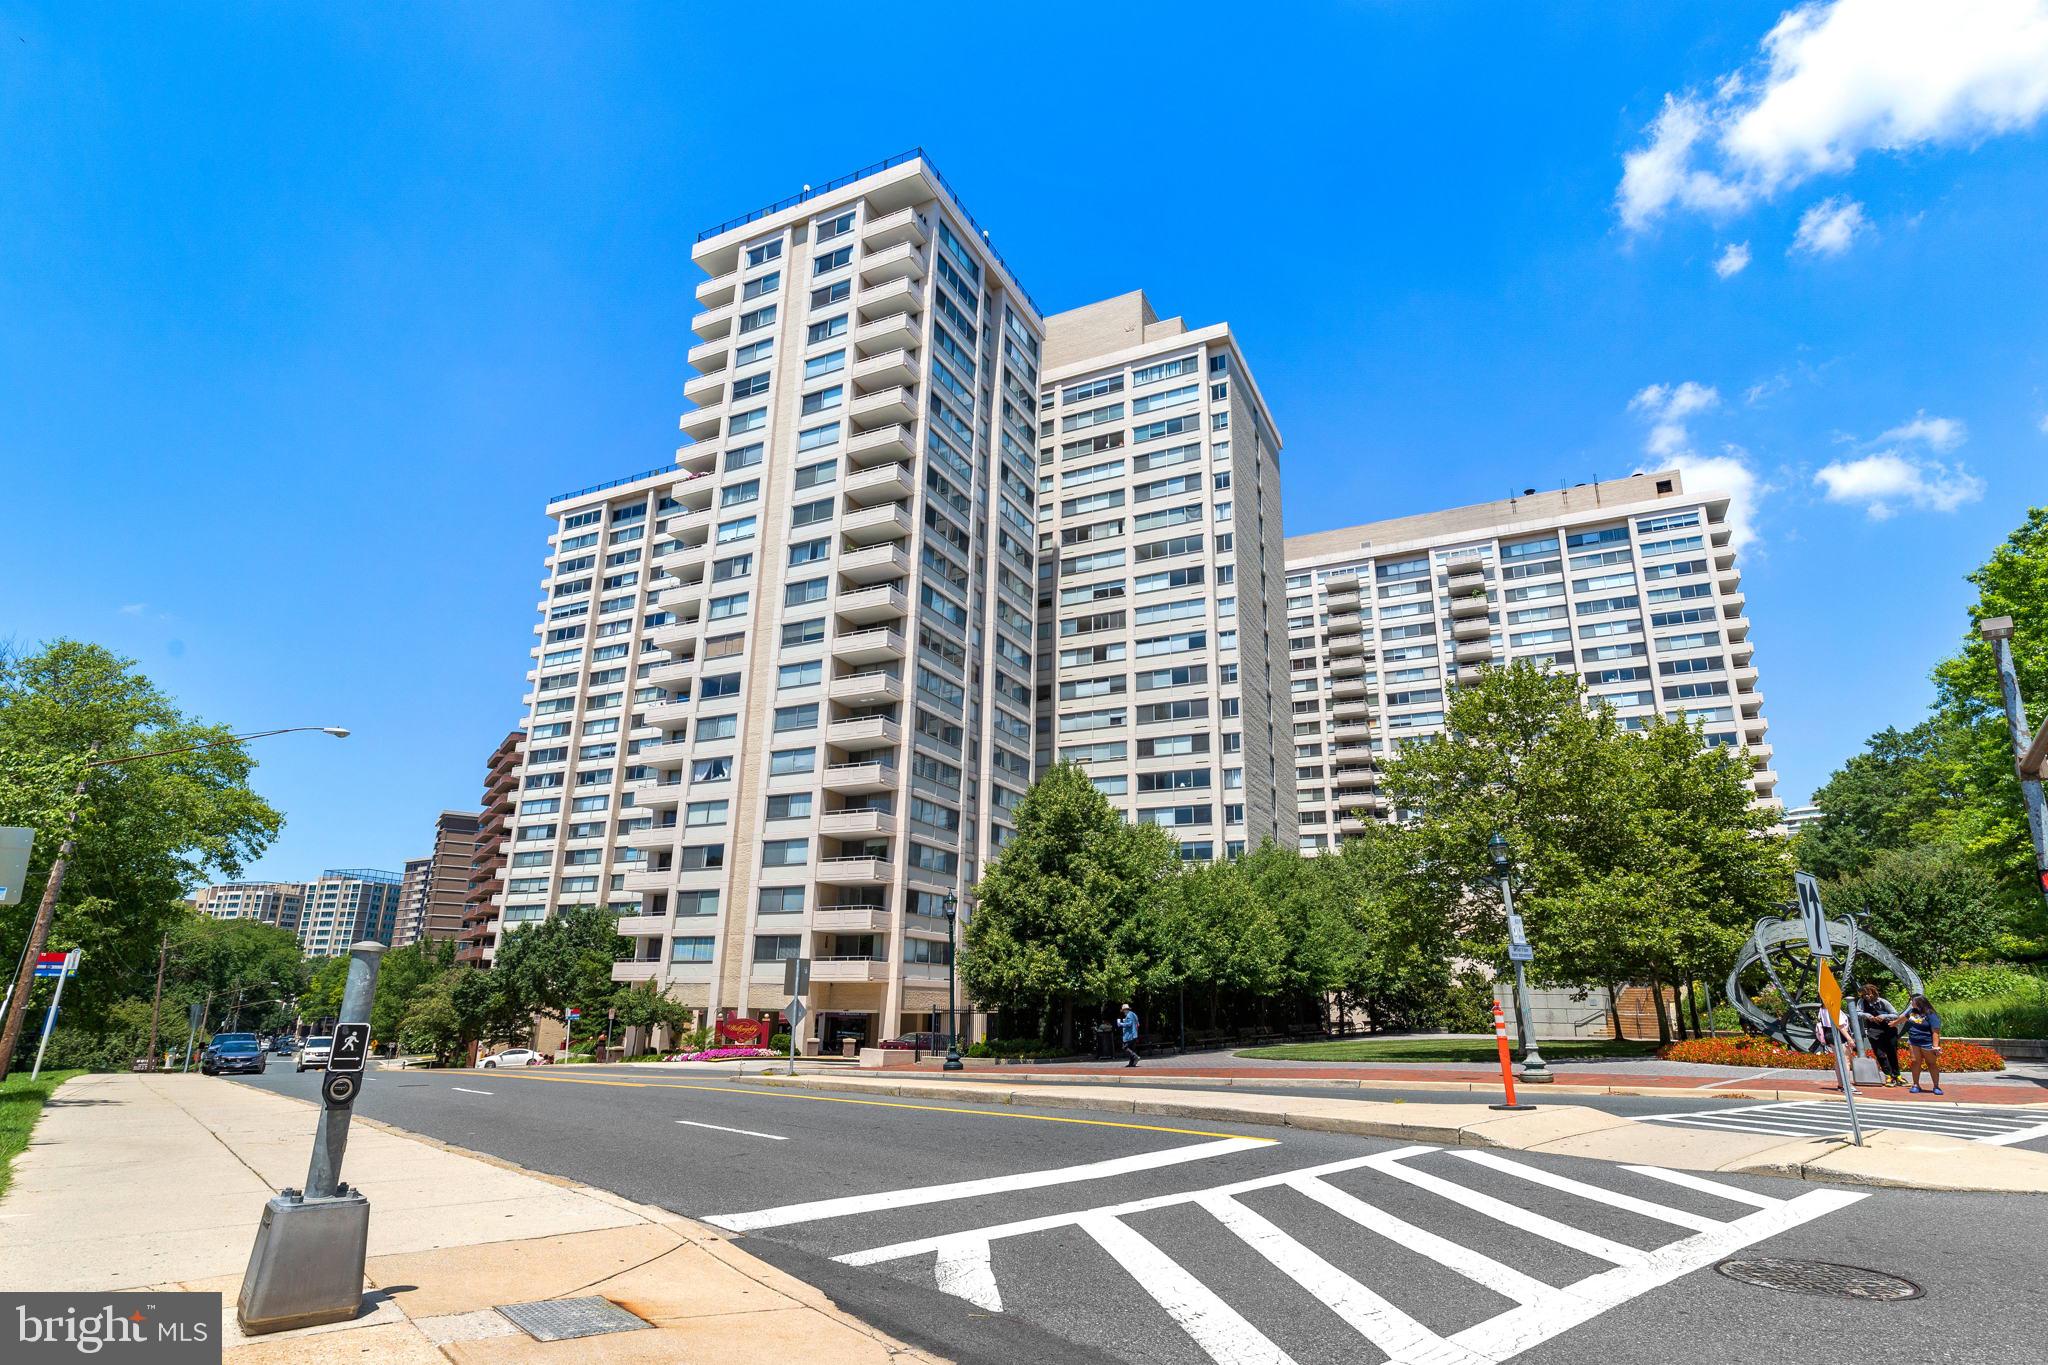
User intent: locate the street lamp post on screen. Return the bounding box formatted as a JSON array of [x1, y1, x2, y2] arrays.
[[0, 726, 348, 1085], [1979, 616, 2048, 913], [1490, 832, 1551, 1085], [942, 893, 964, 1072]]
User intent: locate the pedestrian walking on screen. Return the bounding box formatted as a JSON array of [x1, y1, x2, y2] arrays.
[[1855, 982, 1903, 1086], [1895, 994, 1944, 1095], [1118, 1002, 1140, 1068]]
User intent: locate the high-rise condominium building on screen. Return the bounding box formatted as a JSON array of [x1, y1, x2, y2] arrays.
[[296, 869, 404, 957], [191, 881, 304, 934], [395, 859, 432, 948], [459, 731, 523, 966], [416, 810, 482, 946], [1283, 471, 1774, 850], [504, 151, 1045, 1048], [1033, 292, 1295, 856]]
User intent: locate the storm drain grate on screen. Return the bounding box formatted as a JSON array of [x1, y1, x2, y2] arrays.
[[495, 1296, 653, 1341], [1715, 1258, 1923, 1301]]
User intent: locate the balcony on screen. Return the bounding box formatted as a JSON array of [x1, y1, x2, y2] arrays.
[[616, 913, 670, 937], [833, 584, 908, 627], [811, 956, 889, 983], [1446, 557, 1487, 584], [1455, 640, 1497, 665], [1331, 676, 1369, 700], [640, 740, 690, 772], [1330, 697, 1371, 721], [645, 697, 692, 727], [1449, 593, 1491, 620], [813, 904, 891, 933], [843, 461, 916, 506], [846, 422, 915, 466], [1451, 617, 1491, 642], [821, 808, 896, 838], [858, 241, 927, 287], [656, 537, 709, 574], [1324, 576, 1361, 600], [620, 820, 680, 850], [638, 779, 686, 811], [815, 856, 892, 886], [691, 302, 733, 341], [857, 277, 921, 320], [831, 627, 906, 665], [683, 369, 724, 407], [620, 867, 673, 894], [822, 759, 897, 794], [1333, 766, 1375, 789], [1331, 719, 1372, 742], [1328, 632, 1365, 657], [663, 576, 708, 613], [678, 403, 723, 445], [837, 542, 909, 585], [612, 961, 660, 983], [853, 347, 919, 390], [850, 385, 917, 428], [831, 670, 904, 706], [861, 205, 928, 251], [828, 714, 901, 748], [647, 617, 699, 654], [840, 502, 914, 545], [1329, 653, 1367, 678], [686, 336, 728, 371], [855, 310, 920, 355]]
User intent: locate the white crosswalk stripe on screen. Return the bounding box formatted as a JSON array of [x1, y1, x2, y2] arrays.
[[1639, 1100, 2048, 1146], [826, 1146, 1864, 1365]]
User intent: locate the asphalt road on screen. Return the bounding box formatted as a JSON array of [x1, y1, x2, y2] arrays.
[[231, 1065, 2048, 1364]]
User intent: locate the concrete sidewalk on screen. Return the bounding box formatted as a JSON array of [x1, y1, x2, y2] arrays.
[[0, 1073, 942, 1363], [726, 1071, 2048, 1195]]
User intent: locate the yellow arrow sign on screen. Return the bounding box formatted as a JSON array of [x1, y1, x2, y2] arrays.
[[1817, 959, 1844, 1028]]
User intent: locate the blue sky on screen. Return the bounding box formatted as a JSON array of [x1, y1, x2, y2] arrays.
[[4, 2, 2045, 881]]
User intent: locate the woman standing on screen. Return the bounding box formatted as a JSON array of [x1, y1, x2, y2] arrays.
[[1896, 994, 1944, 1095]]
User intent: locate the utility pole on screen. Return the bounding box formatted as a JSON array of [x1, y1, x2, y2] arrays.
[[1980, 616, 2048, 913], [146, 931, 170, 1070], [1489, 831, 1551, 1084], [0, 747, 94, 1084]]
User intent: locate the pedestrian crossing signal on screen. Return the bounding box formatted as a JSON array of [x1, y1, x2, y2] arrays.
[[327, 1022, 369, 1073]]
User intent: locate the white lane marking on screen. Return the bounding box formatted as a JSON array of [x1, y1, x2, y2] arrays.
[[1446, 1189, 1866, 1363], [1081, 1213, 1293, 1365], [1699, 1068, 1785, 1089], [1642, 1099, 2048, 1145], [1288, 1174, 1554, 1307], [450, 1087, 493, 1096], [677, 1118, 788, 1141], [1978, 1119, 2048, 1147], [933, 1240, 1002, 1312], [1447, 1151, 1723, 1234], [1200, 1192, 1489, 1365], [1359, 1151, 1651, 1267], [711, 1135, 1271, 1231], [835, 1146, 1435, 1267], [1619, 1165, 1783, 1210]]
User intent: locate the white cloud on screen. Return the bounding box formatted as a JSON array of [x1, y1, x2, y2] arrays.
[[1813, 410, 1985, 517], [1745, 372, 1791, 405], [1627, 381, 1767, 547], [1814, 452, 1985, 517], [1790, 196, 1870, 254], [1878, 411, 1967, 452], [1714, 241, 1753, 277], [1618, 0, 2048, 230], [118, 603, 146, 616], [1629, 381, 1722, 457], [2037, 411, 2048, 434]]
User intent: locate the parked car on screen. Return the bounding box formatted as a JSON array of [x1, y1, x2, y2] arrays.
[[203, 1037, 267, 1076], [296, 1036, 333, 1072], [480, 1048, 541, 1069], [879, 1032, 946, 1051], [200, 1031, 259, 1067], [270, 1036, 298, 1055]]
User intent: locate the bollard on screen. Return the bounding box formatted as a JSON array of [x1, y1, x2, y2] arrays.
[[1488, 999, 1534, 1111], [237, 940, 384, 1334]]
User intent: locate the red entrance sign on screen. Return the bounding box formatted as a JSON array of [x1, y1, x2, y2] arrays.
[[715, 1015, 767, 1047]]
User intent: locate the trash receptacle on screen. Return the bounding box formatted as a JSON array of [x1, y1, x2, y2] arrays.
[[840, 1035, 858, 1058]]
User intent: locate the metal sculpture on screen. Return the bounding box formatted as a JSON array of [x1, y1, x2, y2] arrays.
[[1725, 913, 1923, 1052]]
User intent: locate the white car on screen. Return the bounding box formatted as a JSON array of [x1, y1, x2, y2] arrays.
[[295, 1036, 333, 1073], [480, 1048, 541, 1069]]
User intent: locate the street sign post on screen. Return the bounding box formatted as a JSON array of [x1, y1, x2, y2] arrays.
[[30, 948, 80, 1079], [1815, 959, 1864, 1146], [782, 958, 810, 1075], [1794, 871, 1832, 955]]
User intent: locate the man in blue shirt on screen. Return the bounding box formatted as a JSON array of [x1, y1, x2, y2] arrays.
[[1118, 1003, 1139, 1068]]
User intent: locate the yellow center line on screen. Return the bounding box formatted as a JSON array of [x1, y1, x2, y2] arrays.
[[446, 1069, 1274, 1142]]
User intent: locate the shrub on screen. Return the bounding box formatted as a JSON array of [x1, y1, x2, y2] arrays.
[[1659, 1035, 2006, 1072], [1924, 964, 2042, 1001], [1940, 996, 2048, 1040], [768, 1033, 790, 1053], [965, 1036, 1055, 1059]]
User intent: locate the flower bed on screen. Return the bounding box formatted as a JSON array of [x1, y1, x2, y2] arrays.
[[1658, 1035, 2007, 1072], [663, 1046, 777, 1062]]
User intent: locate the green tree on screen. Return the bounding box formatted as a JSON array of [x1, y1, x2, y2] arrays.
[[0, 642, 282, 1066], [489, 906, 625, 1030], [1822, 843, 2008, 972], [608, 978, 691, 1040], [397, 968, 469, 1063], [370, 938, 457, 1041], [964, 763, 1180, 1048], [1796, 718, 1970, 881], [451, 966, 530, 1047]]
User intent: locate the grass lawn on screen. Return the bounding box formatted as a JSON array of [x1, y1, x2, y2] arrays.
[[1234, 1038, 1664, 1064], [0, 1069, 84, 1200]]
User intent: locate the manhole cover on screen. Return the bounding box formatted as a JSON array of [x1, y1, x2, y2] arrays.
[[1715, 1258, 1923, 1301], [495, 1296, 652, 1341]]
